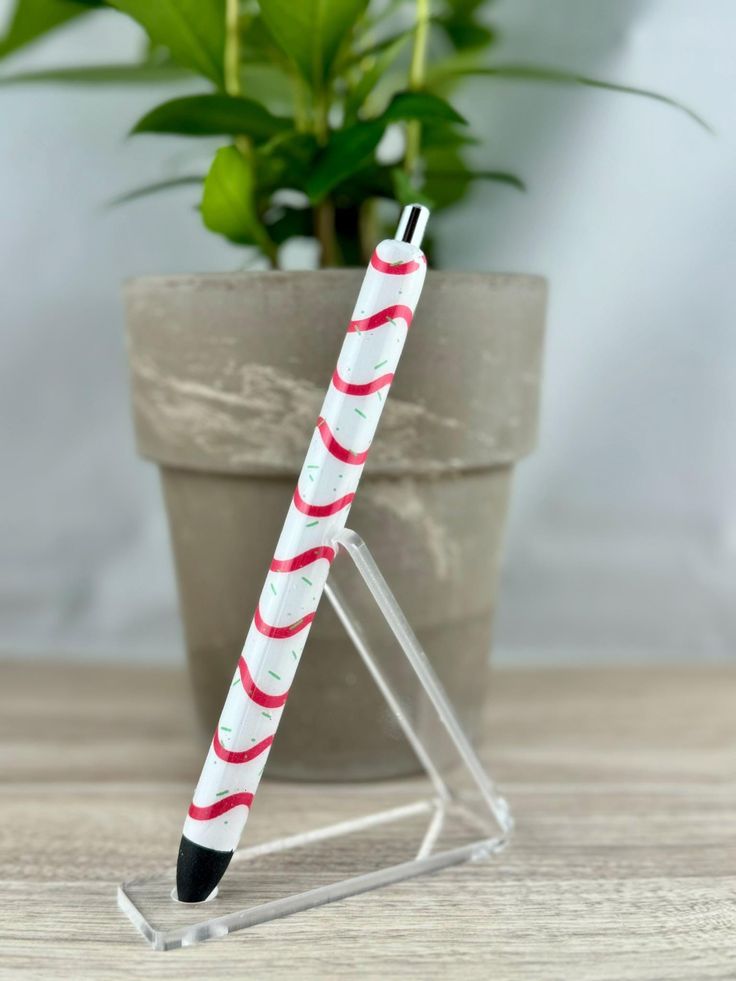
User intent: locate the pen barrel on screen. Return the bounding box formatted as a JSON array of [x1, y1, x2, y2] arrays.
[[183, 239, 427, 852]]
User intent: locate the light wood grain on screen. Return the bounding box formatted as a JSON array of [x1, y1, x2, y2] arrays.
[[0, 662, 734, 980]]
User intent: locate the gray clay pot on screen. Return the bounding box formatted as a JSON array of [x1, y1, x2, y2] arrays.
[[125, 270, 546, 780]]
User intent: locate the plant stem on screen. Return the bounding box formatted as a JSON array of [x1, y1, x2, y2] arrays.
[[315, 199, 340, 267], [409, 0, 430, 91], [223, 2, 277, 267], [256, 229, 279, 267], [225, 0, 250, 158], [405, 0, 430, 180], [224, 0, 241, 97], [358, 200, 378, 264], [292, 75, 309, 132], [313, 84, 341, 267], [314, 86, 329, 146]]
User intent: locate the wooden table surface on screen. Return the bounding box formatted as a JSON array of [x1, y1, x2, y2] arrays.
[[0, 662, 734, 980]]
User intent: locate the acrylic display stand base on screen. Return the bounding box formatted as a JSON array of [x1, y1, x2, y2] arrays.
[[117, 529, 513, 950]]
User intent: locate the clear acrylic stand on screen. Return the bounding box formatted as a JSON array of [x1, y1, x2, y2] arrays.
[[118, 528, 513, 950]]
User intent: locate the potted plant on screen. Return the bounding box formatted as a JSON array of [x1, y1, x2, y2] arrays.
[[0, 1, 703, 779]]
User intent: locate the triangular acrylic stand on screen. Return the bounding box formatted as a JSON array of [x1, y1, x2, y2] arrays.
[[118, 528, 513, 950]]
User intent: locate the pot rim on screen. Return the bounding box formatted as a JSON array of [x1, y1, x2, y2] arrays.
[[125, 267, 547, 479], [124, 268, 547, 294]]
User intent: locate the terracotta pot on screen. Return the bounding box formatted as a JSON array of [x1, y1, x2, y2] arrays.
[[125, 270, 546, 780]]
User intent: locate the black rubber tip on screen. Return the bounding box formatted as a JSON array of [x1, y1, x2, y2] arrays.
[[176, 835, 233, 903]]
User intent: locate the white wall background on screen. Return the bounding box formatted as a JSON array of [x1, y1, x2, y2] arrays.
[[1, 0, 734, 665]]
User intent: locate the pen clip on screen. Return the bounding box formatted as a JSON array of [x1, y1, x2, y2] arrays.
[[395, 204, 430, 248]]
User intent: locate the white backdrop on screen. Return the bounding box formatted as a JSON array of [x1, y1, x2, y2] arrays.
[[1, 0, 734, 664]]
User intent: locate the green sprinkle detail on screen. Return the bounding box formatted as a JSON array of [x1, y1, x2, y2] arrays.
[[387, 318, 398, 327], [231, 679, 240, 687], [291, 649, 299, 660], [354, 408, 367, 419], [268, 670, 281, 680], [220, 726, 232, 732], [374, 360, 388, 369], [262, 711, 272, 719], [307, 464, 319, 469], [216, 789, 229, 797], [377, 391, 383, 402], [270, 583, 277, 596], [308, 473, 315, 482], [301, 576, 312, 585], [306, 520, 319, 527]]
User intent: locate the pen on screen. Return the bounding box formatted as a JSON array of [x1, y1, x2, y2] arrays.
[[176, 204, 430, 902]]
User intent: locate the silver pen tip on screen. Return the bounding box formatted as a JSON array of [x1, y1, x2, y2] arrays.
[[395, 204, 430, 248]]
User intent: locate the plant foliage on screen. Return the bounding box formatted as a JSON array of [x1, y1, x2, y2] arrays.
[[0, 0, 707, 266]]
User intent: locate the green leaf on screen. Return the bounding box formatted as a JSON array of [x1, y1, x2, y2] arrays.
[[107, 0, 225, 85], [0, 62, 192, 85], [332, 164, 394, 201], [131, 94, 291, 139], [389, 164, 522, 212], [264, 206, 313, 244], [305, 120, 384, 201], [345, 25, 414, 68], [443, 0, 487, 12], [257, 0, 368, 88], [344, 29, 412, 118], [305, 91, 468, 203], [0, 0, 102, 60], [255, 131, 319, 191], [240, 63, 296, 115], [240, 12, 289, 66], [450, 64, 712, 131], [382, 90, 467, 126], [201, 146, 272, 250], [426, 169, 526, 191], [390, 168, 434, 209], [364, 0, 405, 27], [108, 175, 204, 207], [438, 18, 495, 51], [421, 120, 479, 148], [421, 145, 473, 210]]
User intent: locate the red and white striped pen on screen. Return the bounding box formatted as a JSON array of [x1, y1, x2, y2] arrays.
[[177, 205, 429, 902]]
